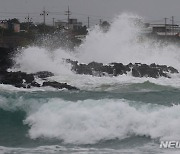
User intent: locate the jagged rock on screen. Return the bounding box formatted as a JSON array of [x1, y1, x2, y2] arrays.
[[0, 71, 40, 88], [0, 71, 79, 90], [0, 49, 78, 90], [31, 81, 41, 87], [111, 63, 131, 76], [67, 60, 179, 78], [34, 71, 54, 79], [42, 81, 79, 90], [168, 66, 179, 73], [1, 71, 34, 86], [132, 64, 169, 78]]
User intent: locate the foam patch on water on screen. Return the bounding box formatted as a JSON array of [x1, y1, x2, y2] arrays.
[[24, 98, 180, 144], [0, 145, 135, 154], [0, 144, 179, 154], [50, 73, 180, 91]]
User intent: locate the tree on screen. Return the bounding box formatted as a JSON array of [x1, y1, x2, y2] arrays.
[[100, 21, 110, 32], [8, 18, 20, 24]]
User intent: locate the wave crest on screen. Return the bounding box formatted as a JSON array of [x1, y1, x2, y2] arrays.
[[24, 98, 180, 144]]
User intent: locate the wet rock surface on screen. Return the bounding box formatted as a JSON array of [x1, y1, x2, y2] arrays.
[[0, 71, 78, 90], [42, 81, 79, 90], [67, 59, 179, 78]]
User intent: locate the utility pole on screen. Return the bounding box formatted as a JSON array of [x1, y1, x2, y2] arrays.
[[65, 6, 71, 29], [171, 16, 174, 36], [25, 14, 32, 32], [99, 19, 102, 25], [40, 8, 48, 33], [53, 18, 55, 28], [164, 17, 168, 37], [88, 16, 90, 28]]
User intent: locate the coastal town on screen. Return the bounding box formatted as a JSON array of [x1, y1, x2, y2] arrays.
[[0, 6, 113, 49], [0, 7, 180, 49]]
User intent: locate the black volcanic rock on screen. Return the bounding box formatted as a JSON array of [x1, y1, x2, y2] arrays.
[[42, 81, 79, 90], [0, 71, 39, 88], [111, 63, 131, 76], [167, 66, 179, 73], [0, 70, 78, 90], [132, 64, 169, 78], [34, 71, 54, 79], [67, 60, 179, 78]]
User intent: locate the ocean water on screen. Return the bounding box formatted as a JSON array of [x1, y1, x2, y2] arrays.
[[1, 13, 180, 154]]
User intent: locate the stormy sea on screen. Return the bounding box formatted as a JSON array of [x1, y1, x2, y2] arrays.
[[0, 14, 180, 154]]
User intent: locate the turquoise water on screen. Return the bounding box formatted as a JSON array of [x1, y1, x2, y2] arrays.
[[0, 81, 179, 154]]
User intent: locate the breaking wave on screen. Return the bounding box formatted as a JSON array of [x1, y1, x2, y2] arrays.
[[23, 98, 180, 144], [11, 13, 180, 74], [1, 96, 179, 145]]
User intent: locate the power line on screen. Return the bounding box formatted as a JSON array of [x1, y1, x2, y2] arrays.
[[88, 16, 90, 28], [53, 18, 55, 27], [71, 11, 112, 19], [0, 11, 40, 15], [48, 11, 64, 14]]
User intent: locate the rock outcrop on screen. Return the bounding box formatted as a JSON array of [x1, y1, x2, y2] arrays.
[[67, 59, 179, 78], [0, 71, 78, 90], [0, 47, 179, 89], [0, 48, 78, 90], [42, 81, 79, 90]]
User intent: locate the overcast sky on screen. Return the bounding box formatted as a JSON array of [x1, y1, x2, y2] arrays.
[[1, 0, 180, 26]]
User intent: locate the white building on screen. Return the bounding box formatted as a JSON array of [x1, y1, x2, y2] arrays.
[[55, 18, 83, 30]]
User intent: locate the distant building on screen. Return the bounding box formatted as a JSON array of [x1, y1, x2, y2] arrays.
[[142, 23, 180, 36], [55, 18, 83, 31], [69, 19, 82, 30], [0, 20, 8, 29], [13, 23, 20, 32], [0, 19, 20, 32], [55, 21, 68, 29]]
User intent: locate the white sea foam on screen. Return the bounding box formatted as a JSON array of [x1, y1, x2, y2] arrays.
[[50, 73, 180, 91], [11, 46, 75, 75], [0, 145, 134, 154], [0, 144, 179, 154], [23, 98, 180, 144], [77, 13, 180, 69]]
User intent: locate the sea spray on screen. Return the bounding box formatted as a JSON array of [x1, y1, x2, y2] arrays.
[[11, 13, 180, 76], [23, 98, 180, 144], [77, 13, 180, 69], [11, 46, 75, 75]]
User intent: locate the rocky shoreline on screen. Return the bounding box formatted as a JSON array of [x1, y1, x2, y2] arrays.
[[0, 47, 79, 90], [0, 47, 179, 90], [67, 59, 178, 78]]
